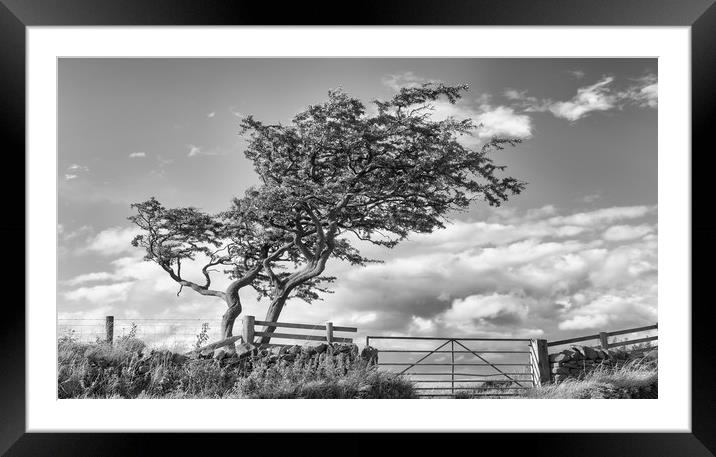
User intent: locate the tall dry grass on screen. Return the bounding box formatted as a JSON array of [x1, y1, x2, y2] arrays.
[[521, 359, 657, 399], [57, 335, 415, 399]]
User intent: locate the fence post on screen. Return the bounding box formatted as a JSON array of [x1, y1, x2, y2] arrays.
[[599, 332, 609, 349], [530, 339, 551, 386], [450, 340, 455, 396], [242, 315, 255, 345], [105, 316, 114, 344], [326, 321, 334, 344]]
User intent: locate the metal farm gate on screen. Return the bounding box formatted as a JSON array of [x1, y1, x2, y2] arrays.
[[365, 336, 537, 398]]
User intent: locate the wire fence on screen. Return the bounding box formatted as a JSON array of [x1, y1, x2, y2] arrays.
[[57, 318, 225, 351]]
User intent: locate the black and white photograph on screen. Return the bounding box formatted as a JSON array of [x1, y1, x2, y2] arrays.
[[57, 57, 660, 400]]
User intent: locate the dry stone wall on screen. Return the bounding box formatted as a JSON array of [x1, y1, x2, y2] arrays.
[[210, 342, 379, 371], [548, 344, 657, 383]]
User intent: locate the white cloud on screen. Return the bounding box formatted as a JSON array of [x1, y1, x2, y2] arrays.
[[549, 77, 617, 121], [64, 174, 78, 180], [84, 226, 142, 256], [321, 203, 656, 338], [67, 164, 90, 173], [475, 105, 532, 139], [441, 293, 528, 327], [558, 292, 657, 330], [569, 70, 586, 80], [547, 205, 655, 227], [188, 144, 203, 157], [207, 111, 216, 118], [60, 202, 657, 343], [381, 71, 438, 91], [64, 281, 134, 304], [619, 74, 658, 109], [129, 152, 146, 158], [187, 144, 222, 157], [507, 74, 657, 122], [603, 224, 653, 242], [64, 271, 118, 286]]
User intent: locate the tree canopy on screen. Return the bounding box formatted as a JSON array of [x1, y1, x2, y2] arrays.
[[130, 82, 526, 345]]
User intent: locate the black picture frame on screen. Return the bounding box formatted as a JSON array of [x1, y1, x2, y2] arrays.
[[3, 0, 714, 455]]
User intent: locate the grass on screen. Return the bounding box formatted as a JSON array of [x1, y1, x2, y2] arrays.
[[58, 335, 416, 399], [521, 359, 657, 399]]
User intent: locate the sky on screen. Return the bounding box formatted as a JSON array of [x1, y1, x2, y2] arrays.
[[57, 58, 657, 347]]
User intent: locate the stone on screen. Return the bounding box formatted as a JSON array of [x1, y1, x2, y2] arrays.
[[549, 352, 569, 363], [315, 343, 328, 354], [551, 366, 569, 374], [570, 345, 587, 360], [583, 346, 599, 360]]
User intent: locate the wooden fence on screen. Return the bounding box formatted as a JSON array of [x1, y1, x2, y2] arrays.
[[101, 315, 358, 349], [546, 324, 658, 350], [241, 315, 357, 347], [98, 315, 656, 396]]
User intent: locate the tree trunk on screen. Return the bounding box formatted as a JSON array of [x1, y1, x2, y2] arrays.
[[258, 292, 289, 344], [214, 292, 242, 357]]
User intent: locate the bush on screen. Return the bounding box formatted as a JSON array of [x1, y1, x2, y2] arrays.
[[522, 359, 657, 399], [57, 338, 416, 399]]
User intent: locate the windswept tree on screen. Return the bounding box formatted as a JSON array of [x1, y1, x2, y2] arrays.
[[130, 83, 526, 346], [237, 83, 527, 343], [128, 198, 332, 347]]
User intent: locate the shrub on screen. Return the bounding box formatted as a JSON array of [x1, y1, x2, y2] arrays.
[[57, 338, 416, 399], [522, 359, 657, 399]]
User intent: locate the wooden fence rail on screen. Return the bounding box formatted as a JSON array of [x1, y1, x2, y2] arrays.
[[185, 315, 357, 355], [546, 324, 658, 349]]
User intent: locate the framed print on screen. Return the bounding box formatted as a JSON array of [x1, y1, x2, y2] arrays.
[[3, 0, 716, 455]]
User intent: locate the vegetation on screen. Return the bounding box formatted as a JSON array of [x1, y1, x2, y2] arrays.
[[521, 359, 657, 399], [129, 83, 526, 345], [58, 336, 415, 399]]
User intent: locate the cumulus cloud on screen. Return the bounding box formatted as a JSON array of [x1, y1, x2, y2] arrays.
[[84, 226, 142, 256], [381, 72, 532, 143], [64, 271, 118, 286], [61, 203, 657, 342], [319, 203, 657, 338], [441, 293, 529, 327], [474, 105, 532, 139], [603, 224, 653, 242], [129, 152, 146, 158], [64, 281, 134, 304]]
